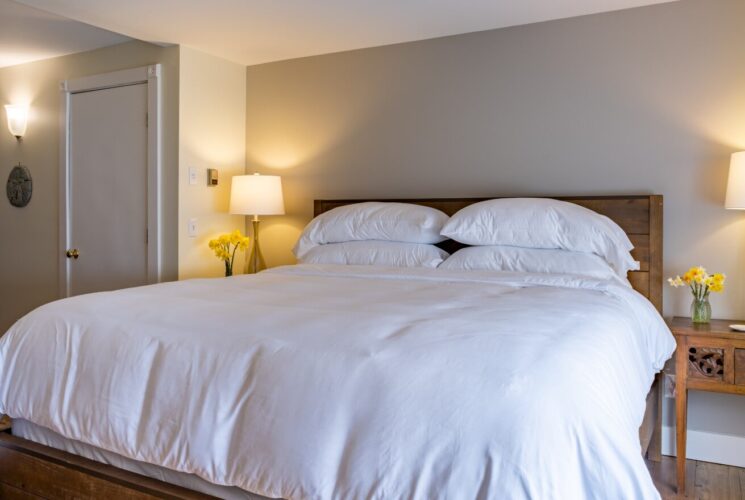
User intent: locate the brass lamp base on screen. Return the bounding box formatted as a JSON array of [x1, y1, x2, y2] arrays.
[[247, 218, 266, 274]]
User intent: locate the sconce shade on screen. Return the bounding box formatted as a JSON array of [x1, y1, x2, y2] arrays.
[[725, 152, 745, 210], [230, 173, 285, 216], [4, 104, 29, 139]]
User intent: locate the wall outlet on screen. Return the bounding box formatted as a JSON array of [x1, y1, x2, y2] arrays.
[[187, 218, 198, 238], [188, 167, 198, 185]]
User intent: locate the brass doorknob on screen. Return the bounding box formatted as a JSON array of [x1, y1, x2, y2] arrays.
[[66, 249, 80, 259]]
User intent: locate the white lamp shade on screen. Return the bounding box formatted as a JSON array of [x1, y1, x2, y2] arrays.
[[230, 173, 285, 215], [4, 104, 28, 138], [725, 152, 745, 210]]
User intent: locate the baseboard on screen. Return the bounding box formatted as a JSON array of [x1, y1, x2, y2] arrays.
[[662, 425, 745, 468]]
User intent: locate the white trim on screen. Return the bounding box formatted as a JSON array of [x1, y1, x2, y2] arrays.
[[58, 85, 70, 298], [147, 64, 162, 282], [64, 66, 150, 93], [59, 64, 162, 298], [661, 425, 745, 468]]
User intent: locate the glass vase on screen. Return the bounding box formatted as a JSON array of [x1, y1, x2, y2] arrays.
[[690, 297, 711, 324], [225, 261, 233, 277]]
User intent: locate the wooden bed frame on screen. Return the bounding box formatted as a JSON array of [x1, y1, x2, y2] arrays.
[[0, 194, 664, 498]]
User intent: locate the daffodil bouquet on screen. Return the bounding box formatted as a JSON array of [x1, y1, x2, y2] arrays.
[[208, 230, 250, 277], [668, 266, 725, 323]]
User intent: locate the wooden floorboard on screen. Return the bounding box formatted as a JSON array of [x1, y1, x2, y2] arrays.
[[649, 457, 745, 500], [726, 466, 743, 500]]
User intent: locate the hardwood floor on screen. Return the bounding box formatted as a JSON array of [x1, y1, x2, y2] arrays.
[[648, 456, 745, 499]]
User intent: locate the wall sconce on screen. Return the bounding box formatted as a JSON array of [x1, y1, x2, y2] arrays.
[[4, 104, 29, 141]]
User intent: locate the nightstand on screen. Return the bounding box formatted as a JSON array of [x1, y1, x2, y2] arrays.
[[0, 415, 10, 432], [667, 317, 745, 494]]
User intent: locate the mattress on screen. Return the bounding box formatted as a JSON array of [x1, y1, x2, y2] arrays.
[[0, 264, 676, 499]]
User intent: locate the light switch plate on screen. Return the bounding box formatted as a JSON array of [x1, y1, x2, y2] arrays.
[[187, 218, 198, 238], [188, 167, 198, 185]]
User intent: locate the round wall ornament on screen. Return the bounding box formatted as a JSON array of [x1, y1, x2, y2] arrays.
[[6, 164, 32, 208]]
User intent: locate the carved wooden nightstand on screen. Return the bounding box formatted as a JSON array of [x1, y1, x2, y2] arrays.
[[667, 317, 745, 494]]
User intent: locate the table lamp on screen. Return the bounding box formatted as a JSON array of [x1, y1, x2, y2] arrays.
[[230, 173, 285, 273], [726, 152, 745, 210]]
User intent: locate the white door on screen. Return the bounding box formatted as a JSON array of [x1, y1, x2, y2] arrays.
[[67, 83, 149, 296]]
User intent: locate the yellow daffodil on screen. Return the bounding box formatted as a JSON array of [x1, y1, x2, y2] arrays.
[[688, 266, 703, 281], [208, 230, 251, 276], [668, 266, 726, 305]]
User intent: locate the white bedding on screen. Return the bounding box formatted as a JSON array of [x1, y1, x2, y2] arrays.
[[0, 264, 675, 499]]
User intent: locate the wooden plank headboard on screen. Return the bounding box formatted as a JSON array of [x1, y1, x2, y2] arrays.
[[314, 195, 663, 312]]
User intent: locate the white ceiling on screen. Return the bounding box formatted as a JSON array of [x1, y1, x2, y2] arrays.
[[0, 0, 129, 68], [13, 0, 677, 67]]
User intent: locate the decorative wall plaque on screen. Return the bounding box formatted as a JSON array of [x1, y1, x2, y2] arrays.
[[6, 164, 32, 208]]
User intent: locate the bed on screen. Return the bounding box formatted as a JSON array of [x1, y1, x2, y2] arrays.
[[0, 195, 673, 499]]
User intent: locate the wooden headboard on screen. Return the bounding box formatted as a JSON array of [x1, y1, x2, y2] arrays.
[[314, 195, 663, 312]]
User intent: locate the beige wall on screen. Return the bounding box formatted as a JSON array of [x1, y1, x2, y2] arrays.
[[178, 47, 246, 279], [246, 0, 745, 454], [0, 40, 179, 332], [0, 42, 247, 330]]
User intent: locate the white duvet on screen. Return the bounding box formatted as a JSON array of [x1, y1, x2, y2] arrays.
[[0, 264, 675, 499]]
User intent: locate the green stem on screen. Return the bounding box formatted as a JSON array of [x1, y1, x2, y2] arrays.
[[230, 244, 239, 273], [690, 282, 711, 302]]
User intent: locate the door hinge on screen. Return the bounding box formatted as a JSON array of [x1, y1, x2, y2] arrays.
[[146, 112, 149, 128], [146, 229, 149, 244]]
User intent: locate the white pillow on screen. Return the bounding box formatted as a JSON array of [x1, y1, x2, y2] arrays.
[[440, 198, 639, 274], [300, 241, 449, 268], [293, 202, 449, 259], [439, 245, 626, 282]]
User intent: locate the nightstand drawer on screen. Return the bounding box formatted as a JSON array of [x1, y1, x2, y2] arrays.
[[687, 346, 724, 381], [736, 349, 745, 385]]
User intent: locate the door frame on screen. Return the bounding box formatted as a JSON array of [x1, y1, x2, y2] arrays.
[[58, 65, 162, 298]]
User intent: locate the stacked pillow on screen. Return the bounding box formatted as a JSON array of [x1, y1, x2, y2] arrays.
[[293, 202, 450, 268], [439, 198, 639, 280], [438, 245, 623, 281], [440, 198, 637, 275], [293, 198, 638, 279]]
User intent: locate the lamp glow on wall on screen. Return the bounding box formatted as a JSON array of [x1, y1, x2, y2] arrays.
[[230, 173, 285, 273], [4, 104, 29, 141], [725, 152, 745, 210]]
